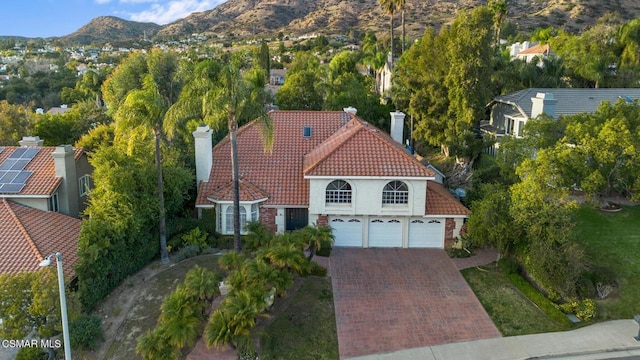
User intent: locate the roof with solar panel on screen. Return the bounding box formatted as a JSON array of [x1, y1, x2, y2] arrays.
[[0, 146, 84, 196]]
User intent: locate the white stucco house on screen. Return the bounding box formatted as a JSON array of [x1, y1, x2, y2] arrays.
[[194, 109, 468, 249]]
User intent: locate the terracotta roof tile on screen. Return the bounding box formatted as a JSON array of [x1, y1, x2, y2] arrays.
[[304, 118, 435, 177], [0, 146, 84, 196], [0, 199, 80, 277], [517, 43, 551, 55], [426, 181, 469, 216], [200, 111, 349, 206], [207, 179, 269, 202]]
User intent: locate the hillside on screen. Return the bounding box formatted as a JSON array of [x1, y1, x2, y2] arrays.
[[61, 16, 161, 45], [9, 0, 640, 45], [156, 0, 640, 40]]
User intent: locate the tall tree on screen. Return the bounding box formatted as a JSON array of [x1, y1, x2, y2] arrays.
[[379, 0, 397, 68], [167, 54, 272, 251], [397, 0, 406, 54], [112, 49, 181, 264]]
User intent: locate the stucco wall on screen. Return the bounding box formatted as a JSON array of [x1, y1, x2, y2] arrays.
[[308, 178, 427, 217]]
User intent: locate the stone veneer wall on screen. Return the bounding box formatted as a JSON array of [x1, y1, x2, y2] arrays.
[[444, 218, 455, 249], [259, 207, 277, 233]]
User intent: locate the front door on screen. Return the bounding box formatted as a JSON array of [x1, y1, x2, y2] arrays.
[[286, 208, 308, 231]]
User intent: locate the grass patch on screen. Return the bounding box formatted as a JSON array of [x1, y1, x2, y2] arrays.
[[575, 205, 640, 320], [102, 255, 220, 359], [462, 265, 567, 336], [258, 276, 338, 360]]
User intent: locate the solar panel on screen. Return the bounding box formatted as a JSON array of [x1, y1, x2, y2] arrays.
[[0, 183, 26, 193], [0, 171, 18, 183], [11, 171, 32, 184], [10, 159, 30, 171], [0, 147, 4, 155], [8, 147, 26, 159], [23, 148, 40, 159], [0, 159, 16, 171]]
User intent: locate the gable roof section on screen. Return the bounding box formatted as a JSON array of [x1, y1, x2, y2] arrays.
[[517, 43, 551, 56], [0, 199, 80, 277], [0, 146, 84, 197], [426, 181, 469, 216], [490, 88, 640, 119], [207, 179, 269, 203], [303, 118, 435, 178], [198, 111, 350, 206]]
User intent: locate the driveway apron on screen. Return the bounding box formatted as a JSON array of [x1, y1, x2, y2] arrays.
[[330, 248, 501, 359]]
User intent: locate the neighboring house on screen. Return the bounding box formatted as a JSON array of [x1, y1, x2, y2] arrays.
[[47, 104, 72, 115], [0, 137, 92, 218], [484, 88, 640, 140], [510, 42, 554, 64], [375, 52, 394, 99], [0, 199, 79, 276], [194, 109, 468, 249], [269, 69, 287, 86]]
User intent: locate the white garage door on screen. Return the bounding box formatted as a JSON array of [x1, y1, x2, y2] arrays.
[[330, 217, 363, 247], [408, 218, 444, 248], [368, 218, 402, 247]]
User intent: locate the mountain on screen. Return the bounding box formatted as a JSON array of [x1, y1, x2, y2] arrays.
[[43, 0, 640, 45], [61, 16, 161, 45], [155, 0, 640, 40]]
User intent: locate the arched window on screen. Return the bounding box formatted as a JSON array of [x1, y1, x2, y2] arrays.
[[382, 181, 409, 205], [225, 205, 247, 233], [326, 180, 352, 204]]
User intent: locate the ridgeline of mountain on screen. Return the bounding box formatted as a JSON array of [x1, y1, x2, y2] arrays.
[[155, 0, 640, 40], [16, 0, 640, 45], [61, 16, 160, 45]]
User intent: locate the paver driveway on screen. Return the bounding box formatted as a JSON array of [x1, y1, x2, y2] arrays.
[[330, 248, 501, 359]]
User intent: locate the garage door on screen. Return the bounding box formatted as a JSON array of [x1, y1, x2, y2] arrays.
[[368, 218, 402, 247], [330, 217, 363, 247], [408, 218, 444, 248]]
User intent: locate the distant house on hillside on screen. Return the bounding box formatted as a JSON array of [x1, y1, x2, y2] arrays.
[[510, 42, 554, 65], [376, 52, 394, 100]]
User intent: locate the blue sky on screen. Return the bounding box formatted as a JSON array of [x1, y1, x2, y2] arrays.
[[0, 0, 226, 38]]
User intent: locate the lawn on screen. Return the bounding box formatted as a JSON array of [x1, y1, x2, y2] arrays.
[[462, 265, 566, 336], [575, 205, 640, 320], [258, 276, 339, 360]]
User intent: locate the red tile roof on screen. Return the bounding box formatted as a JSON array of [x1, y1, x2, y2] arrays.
[[304, 118, 435, 177], [0, 199, 80, 277], [426, 181, 469, 216], [0, 146, 84, 196], [517, 43, 551, 55], [197, 110, 465, 217]]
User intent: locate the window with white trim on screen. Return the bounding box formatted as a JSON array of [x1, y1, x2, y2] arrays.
[[326, 180, 352, 204], [78, 174, 91, 197], [49, 192, 59, 212], [225, 205, 247, 234], [382, 181, 409, 205], [251, 203, 258, 222]]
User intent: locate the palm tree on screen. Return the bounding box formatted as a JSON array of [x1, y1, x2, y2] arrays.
[[489, 0, 508, 49], [115, 75, 171, 264], [380, 0, 398, 68], [136, 328, 181, 360], [397, 0, 406, 54], [300, 225, 335, 261], [183, 265, 220, 302], [166, 54, 273, 251], [114, 50, 180, 264]]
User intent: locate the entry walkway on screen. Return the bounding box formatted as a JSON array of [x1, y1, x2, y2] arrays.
[[330, 248, 501, 359]]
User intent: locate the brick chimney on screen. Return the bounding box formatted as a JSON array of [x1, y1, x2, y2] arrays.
[[52, 145, 79, 217], [193, 125, 213, 186]]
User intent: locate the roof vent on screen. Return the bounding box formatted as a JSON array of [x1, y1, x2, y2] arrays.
[[303, 126, 312, 138]]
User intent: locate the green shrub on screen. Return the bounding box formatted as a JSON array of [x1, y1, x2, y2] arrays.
[[316, 246, 331, 257], [181, 227, 209, 248], [70, 314, 104, 350], [173, 245, 201, 262], [575, 299, 597, 321], [498, 257, 519, 274], [15, 347, 47, 360], [503, 271, 572, 326], [308, 262, 328, 277], [211, 235, 234, 249]]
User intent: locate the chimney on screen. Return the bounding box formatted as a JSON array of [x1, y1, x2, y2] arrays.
[[193, 125, 213, 186], [19, 136, 44, 147], [52, 145, 79, 217], [343, 106, 357, 115], [530, 92, 557, 119], [390, 111, 406, 144]]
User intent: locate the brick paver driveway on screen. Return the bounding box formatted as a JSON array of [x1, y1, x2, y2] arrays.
[[330, 248, 500, 359]]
